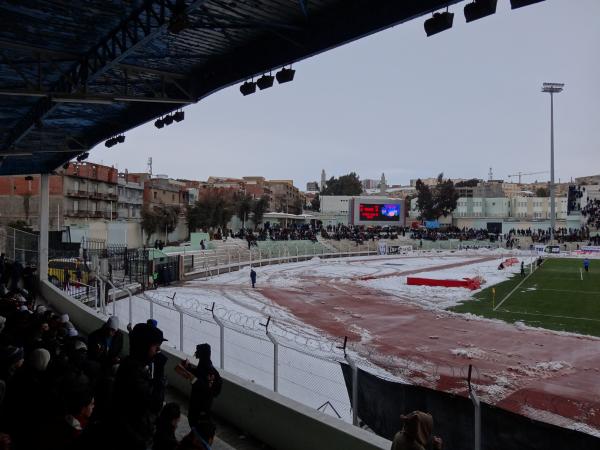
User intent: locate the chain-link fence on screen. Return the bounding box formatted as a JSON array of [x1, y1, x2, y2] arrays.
[[0, 226, 39, 265], [107, 290, 355, 422]]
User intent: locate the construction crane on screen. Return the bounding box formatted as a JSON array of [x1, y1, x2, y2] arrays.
[[507, 171, 548, 184]]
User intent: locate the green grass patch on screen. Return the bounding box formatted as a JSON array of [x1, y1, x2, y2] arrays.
[[450, 258, 600, 337]]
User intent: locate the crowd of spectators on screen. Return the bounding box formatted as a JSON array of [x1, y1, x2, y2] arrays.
[[321, 225, 405, 243], [236, 224, 320, 249], [0, 263, 221, 450], [582, 198, 600, 231], [208, 217, 600, 250], [506, 227, 597, 245], [410, 227, 491, 242]]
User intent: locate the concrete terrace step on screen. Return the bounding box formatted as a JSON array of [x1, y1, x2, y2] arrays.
[[166, 387, 271, 450]]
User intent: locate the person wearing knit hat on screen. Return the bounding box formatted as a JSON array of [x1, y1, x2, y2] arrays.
[[107, 316, 119, 331], [66, 326, 79, 337], [88, 315, 123, 367], [35, 305, 47, 315], [60, 313, 70, 323], [27, 348, 51, 372], [113, 323, 167, 449], [0, 345, 24, 381]]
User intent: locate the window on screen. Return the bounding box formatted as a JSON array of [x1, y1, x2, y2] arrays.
[[73, 201, 79, 212], [153, 191, 157, 200], [172, 194, 175, 201]]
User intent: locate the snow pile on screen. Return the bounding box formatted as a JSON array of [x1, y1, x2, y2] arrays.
[[358, 256, 536, 310], [534, 361, 571, 372], [521, 406, 600, 438], [472, 383, 508, 402], [508, 360, 572, 377], [450, 347, 487, 360]]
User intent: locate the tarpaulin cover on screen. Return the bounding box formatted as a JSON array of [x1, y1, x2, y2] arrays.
[[406, 277, 481, 290], [340, 363, 600, 450]]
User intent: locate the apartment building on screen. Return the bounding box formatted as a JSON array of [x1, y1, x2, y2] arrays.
[[62, 162, 119, 221], [267, 180, 306, 215], [144, 175, 189, 210], [117, 173, 144, 220]]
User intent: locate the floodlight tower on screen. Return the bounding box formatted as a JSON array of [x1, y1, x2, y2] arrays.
[[541, 82, 564, 242]]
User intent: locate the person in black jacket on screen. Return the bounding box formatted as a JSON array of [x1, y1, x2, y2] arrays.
[[153, 402, 181, 450], [112, 323, 168, 450], [87, 316, 123, 368], [179, 343, 222, 427]]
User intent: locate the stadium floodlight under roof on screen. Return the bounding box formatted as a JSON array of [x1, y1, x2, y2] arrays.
[[424, 11, 454, 37], [275, 67, 295, 84], [541, 82, 564, 93], [510, 0, 545, 9], [464, 0, 497, 23], [240, 81, 257, 96], [256, 74, 275, 90], [173, 111, 185, 122]]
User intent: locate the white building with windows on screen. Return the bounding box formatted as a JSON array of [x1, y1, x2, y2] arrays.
[[117, 175, 144, 221], [412, 195, 576, 232]]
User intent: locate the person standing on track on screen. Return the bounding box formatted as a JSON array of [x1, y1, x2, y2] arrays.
[[250, 267, 257, 288], [520, 261, 525, 277], [584, 258, 590, 273]]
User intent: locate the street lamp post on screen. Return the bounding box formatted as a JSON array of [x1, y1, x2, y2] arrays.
[[541, 82, 564, 243]]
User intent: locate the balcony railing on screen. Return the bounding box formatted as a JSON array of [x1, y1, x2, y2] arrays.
[[64, 210, 118, 219], [66, 190, 89, 198], [66, 190, 118, 201]]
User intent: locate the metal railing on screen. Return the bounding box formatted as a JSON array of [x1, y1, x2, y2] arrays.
[[177, 240, 381, 278]]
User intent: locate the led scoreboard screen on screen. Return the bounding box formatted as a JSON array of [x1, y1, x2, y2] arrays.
[[359, 203, 400, 222]]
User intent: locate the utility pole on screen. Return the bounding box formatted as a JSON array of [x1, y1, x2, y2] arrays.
[[541, 82, 564, 243]]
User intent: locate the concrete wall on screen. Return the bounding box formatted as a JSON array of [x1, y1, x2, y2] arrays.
[[320, 196, 353, 214], [64, 219, 189, 248], [39, 281, 390, 450]]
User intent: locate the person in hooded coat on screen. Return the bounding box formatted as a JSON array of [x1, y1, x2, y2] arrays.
[[181, 343, 222, 427], [391, 411, 443, 450], [112, 323, 168, 450], [88, 316, 123, 368]]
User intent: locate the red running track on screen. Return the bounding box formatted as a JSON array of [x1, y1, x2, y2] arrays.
[[257, 258, 600, 432]]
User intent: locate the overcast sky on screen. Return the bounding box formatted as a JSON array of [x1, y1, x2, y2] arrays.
[[90, 0, 600, 189]]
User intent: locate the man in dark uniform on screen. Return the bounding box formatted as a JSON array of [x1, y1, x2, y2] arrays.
[[179, 343, 222, 427]]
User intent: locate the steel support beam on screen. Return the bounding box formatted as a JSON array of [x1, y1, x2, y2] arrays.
[[38, 173, 49, 282], [3, 0, 207, 151]]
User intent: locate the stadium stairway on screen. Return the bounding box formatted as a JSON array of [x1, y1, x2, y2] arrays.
[[166, 387, 269, 450]]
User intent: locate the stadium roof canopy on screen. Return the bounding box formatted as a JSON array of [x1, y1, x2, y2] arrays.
[[0, 0, 460, 175]]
